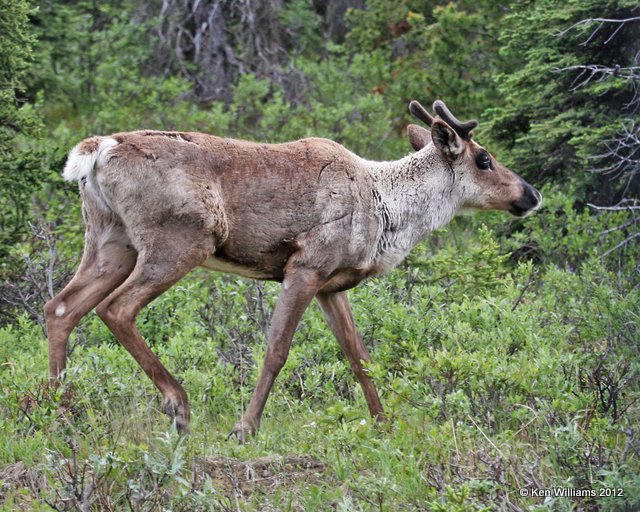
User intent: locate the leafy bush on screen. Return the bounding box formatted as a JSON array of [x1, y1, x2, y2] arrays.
[[1, 197, 638, 510], [1, 1, 638, 510]]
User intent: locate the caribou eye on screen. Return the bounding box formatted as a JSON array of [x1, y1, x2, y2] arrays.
[[476, 150, 492, 170]]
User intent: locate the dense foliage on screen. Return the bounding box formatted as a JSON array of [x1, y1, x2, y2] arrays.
[[0, 0, 45, 258], [0, 1, 638, 510], [486, 0, 640, 202]]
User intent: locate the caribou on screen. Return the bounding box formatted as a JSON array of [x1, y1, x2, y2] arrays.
[[44, 100, 541, 440]]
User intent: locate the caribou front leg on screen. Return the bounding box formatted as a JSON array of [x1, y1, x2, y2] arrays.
[[316, 291, 386, 421], [230, 267, 323, 442]]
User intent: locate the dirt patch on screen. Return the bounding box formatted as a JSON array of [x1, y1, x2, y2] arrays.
[[1, 455, 330, 509], [0, 461, 50, 509], [195, 455, 327, 498]]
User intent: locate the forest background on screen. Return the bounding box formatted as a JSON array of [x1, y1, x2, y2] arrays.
[[0, 0, 639, 510]]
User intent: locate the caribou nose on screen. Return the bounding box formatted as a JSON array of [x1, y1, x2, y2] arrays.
[[531, 187, 542, 208], [509, 182, 542, 217], [527, 184, 542, 208]]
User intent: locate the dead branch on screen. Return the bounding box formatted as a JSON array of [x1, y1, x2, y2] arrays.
[[555, 16, 640, 45]]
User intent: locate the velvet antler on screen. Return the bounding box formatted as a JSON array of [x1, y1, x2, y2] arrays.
[[408, 100, 435, 127], [432, 100, 477, 140]]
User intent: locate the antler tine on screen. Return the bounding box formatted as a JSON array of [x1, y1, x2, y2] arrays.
[[408, 100, 435, 127], [432, 100, 478, 140]]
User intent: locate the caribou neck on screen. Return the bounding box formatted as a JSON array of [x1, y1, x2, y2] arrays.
[[365, 144, 462, 272]]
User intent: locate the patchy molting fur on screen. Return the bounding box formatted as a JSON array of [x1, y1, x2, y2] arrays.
[[61, 131, 529, 281], [363, 143, 461, 273], [47, 114, 541, 438]]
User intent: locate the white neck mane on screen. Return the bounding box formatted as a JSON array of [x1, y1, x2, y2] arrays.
[[363, 144, 462, 272]]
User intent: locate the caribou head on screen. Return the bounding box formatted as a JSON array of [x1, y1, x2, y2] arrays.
[[408, 100, 541, 217]]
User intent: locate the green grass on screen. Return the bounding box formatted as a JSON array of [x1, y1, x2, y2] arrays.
[[0, 195, 638, 511]]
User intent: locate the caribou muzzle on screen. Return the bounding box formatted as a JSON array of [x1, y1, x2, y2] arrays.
[[509, 182, 542, 217]]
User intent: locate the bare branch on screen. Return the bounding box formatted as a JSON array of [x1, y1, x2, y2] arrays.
[[553, 14, 639, 218], [587, 121, 640, 184], [0, 215, 75, 327], [601, 232, 640, 258], [553, 64, 640, 92], [555, 16, 640, 45], [148, 0, 294, 103], [587, 203, 640, 212]]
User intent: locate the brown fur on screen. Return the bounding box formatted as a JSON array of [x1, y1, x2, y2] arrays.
[[75, 137, 102, 155], [46, 102, 541, 440]]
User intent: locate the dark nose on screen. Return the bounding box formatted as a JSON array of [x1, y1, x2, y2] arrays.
[[510, 182, 542, 217]]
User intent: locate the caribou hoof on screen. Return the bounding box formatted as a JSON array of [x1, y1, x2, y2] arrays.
[[375, 412, 390, 424], [228, 420, 257, 444], [162, 397, 190, 434], [375, 414, 393, 432]]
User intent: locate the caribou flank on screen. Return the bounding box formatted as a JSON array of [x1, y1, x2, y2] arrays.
[[45, 100, 541, 440]]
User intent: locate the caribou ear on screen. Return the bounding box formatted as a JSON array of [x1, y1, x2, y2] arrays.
[[407, 124, 431, 151], [431, 120, 464, 159]]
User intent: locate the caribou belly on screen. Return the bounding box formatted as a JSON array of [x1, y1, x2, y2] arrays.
[[200, 256, 276, 280]]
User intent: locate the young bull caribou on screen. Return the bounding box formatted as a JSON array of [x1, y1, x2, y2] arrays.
[[45, 100, 541, 440]]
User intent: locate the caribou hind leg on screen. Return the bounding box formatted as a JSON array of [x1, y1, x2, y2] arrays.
[[95, 227, 215, 433], [44, 202, 137, 380]]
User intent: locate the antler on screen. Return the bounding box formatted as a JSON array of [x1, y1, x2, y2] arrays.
[[432, 100, 477, 141], [408, 100, 434, 127]]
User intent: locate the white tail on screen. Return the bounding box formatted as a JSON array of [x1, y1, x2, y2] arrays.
[[62, 137, 118, 182]]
